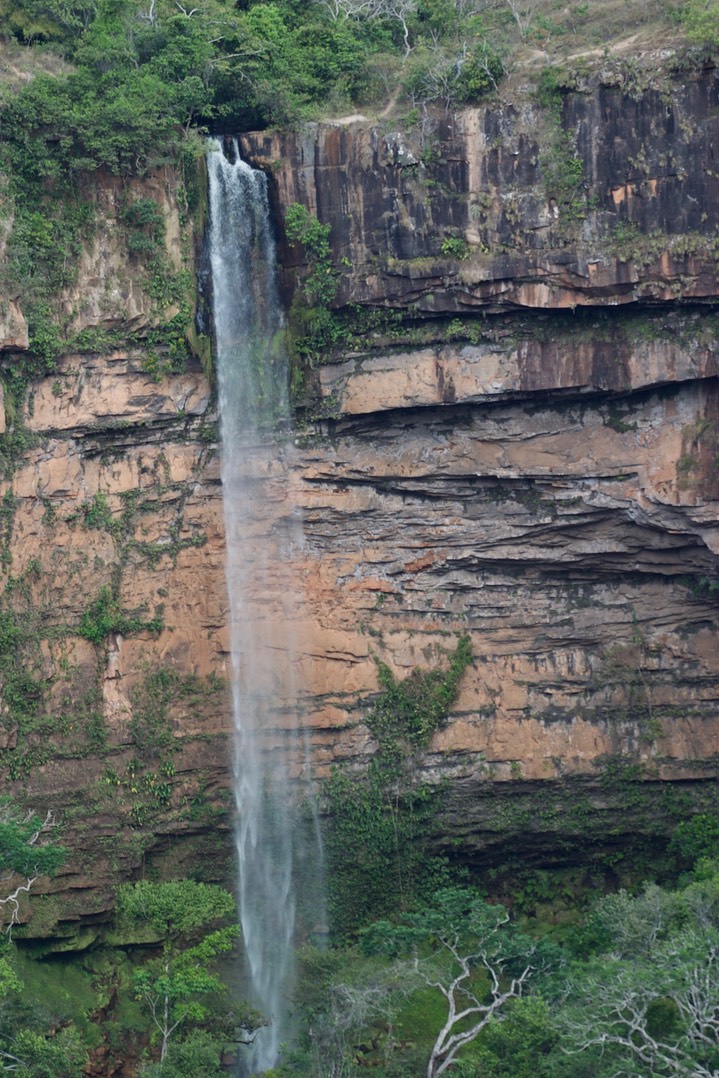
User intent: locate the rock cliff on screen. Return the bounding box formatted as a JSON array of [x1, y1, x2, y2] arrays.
[[2, 60, 719, 940], [0, 167, 231, 945], [241, 61, 719, 880]]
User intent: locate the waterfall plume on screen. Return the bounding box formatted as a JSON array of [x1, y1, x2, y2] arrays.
[[207, 137, 323, 1074]]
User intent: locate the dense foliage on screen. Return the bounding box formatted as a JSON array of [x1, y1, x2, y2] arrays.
[[0, 0, 507, 182], [274, 841, 719, 1077], [0, 803, 85, 1076], [0, 874, 255, 1076], [117, 881, 250, 1067], [1, 0, 711, 185], [680, 0, 719, 46]]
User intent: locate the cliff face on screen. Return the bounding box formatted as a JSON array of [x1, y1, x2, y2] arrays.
[[244, 63, 719, 312], [0, 169, 232, 945], [2, 63, 719, 940], [240, 64, 719, 868]]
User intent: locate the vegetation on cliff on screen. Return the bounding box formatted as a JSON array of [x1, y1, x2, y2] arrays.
[[0, 0, 714, 374], [325, 636, 473, 937], [274, 620, 719, 1077], [0, 872, 255, 1076], [274, 828, 719, 1078], [0, 0, 501, 180], [0, 1, 716, 1075], [0, 0, 715, 185], [2, 791, 719, 1074]]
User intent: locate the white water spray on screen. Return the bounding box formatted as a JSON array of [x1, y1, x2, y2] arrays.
[[207, 138, 323, 1074]]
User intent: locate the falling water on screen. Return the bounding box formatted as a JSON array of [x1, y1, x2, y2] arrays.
[[207, 138, 322, 1074]]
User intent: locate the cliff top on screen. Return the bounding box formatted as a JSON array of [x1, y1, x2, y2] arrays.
[[0, 0, 713, 151]]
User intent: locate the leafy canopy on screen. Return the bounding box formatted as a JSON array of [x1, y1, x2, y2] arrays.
[[116, 879, 236, 939], [117, 880, 251, 1065], [1, 0, 507, 181], [0, 802, 65, 883]]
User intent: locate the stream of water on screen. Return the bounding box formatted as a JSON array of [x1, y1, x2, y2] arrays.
[[207, 137, 322, 1074]]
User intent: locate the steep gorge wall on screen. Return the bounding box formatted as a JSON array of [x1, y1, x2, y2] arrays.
[[240, 62, 719, 874], [0, 169, 232, 945], [1, 61, 719, 939]]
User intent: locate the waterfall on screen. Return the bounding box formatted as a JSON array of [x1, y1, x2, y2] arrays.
[[207, 138, 322, 1074]]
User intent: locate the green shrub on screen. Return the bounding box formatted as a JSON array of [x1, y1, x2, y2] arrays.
[[681, 0, 719, 46], [670, 814, 719, 864], [78, 586, 164, 645], [440, 236, 469, 260]]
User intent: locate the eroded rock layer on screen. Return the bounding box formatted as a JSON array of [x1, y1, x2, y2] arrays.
[[239, 65, 719, 883], [1, 65, 719, 939]]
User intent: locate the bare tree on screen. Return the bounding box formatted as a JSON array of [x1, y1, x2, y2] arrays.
[[314, 0, 417, 56], [316, 0, 378, 19], [302, 960, 411, 1078], [414, 911, 539, 1077], [560, 892, 719, 1078], [0, 805, 63, 937], [504, 0, 540, 38], [361, 888, 554, 1078]]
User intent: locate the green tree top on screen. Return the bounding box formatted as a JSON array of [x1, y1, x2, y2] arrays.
[[117, 880, 250, 1065], [116, 879, 236, 939]]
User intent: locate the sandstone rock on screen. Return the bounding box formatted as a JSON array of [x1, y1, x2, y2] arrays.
[[242, 67, 719, 313], [4, 71, 719, 939], [0, 300, 28, 354], [28, 354, 210, 432]]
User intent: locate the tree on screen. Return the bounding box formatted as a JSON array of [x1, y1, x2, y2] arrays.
[[681, 0, 719, 47], [0, 1027, 87, 1076], [504, 0, 539, 39], [284, 946, 411, 1078], [361, 888, 556, 1078], [558, 934, 719, 1076], [0, 805, 85, 1075], [464, 996, 560, 1078], [670, 813, 719, 866], [312, 0, 417, 57], [556, 873, 719, 1077], [0, 801, 65, 937], [403, 41, 504, 108], [117, 880, 259, 1066], [140, 1030, 229, 1078]]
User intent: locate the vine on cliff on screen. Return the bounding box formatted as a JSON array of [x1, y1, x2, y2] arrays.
[[284, 203, 348, 387], [369, 634, 473, 759], [78, 586, 164, 647], [324, 635, 473, 938]]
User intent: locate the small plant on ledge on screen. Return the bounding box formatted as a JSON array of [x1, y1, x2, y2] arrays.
[[440, 236, 470, 259]]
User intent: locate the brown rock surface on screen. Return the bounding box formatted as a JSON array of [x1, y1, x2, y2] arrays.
[[0, 299, 28, 353], [3, 67, 719, 938], [242, 65, 719, 313]]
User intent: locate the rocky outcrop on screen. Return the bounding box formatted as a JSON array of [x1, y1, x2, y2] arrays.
[[242, 62, 719, 312], [0, 300, 27, 353]]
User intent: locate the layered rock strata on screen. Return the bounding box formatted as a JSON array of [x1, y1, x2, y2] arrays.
[[239, 63, 719, 875], [1, 63, 719, 938]]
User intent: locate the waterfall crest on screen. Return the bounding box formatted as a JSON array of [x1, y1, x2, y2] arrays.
[[207, 138, 322, 1073]]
